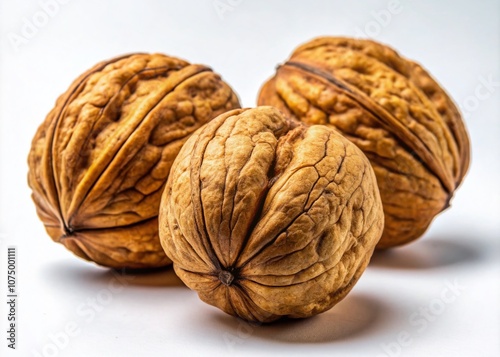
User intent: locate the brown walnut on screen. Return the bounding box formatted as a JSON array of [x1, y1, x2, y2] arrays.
[[159, 106, 384, 322], [258, 37, 470, 248], [28, 53, 240, 268]]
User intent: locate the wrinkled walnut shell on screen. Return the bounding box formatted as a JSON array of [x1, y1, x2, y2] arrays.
[[159, 106, 384, 322], [28, 53, 240, 268], [258, 37, 470, 248]]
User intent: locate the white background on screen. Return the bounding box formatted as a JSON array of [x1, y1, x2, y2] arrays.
[[0, 0, 499, 356]]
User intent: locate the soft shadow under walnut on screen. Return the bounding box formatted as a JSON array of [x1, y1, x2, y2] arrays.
[[43, 260, 186, 288], [208, 293, 391, 343], [369, 237, 482, 270]]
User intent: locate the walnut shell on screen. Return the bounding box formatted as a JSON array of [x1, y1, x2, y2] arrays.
[[159, 106, 384, 322], [258, 37, 470, 248], [28, 53, 240, 268]]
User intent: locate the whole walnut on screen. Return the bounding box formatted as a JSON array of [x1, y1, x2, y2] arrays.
[[159, 106, 384, 322], [258, 37, 470, 248], [28, 53, 240, 268]]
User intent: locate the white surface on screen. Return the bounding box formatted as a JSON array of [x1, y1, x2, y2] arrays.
[[0, 0, 499, 356]]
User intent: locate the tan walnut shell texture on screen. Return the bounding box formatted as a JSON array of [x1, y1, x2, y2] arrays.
[[159, 106, 384, 322], [258, 37, 470, 248], [28, 53, 240, 268]]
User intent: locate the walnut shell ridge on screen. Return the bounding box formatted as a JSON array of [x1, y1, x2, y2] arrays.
[[258, 37, 470, 248], [159, 106, 384, 322], [28, 53, 240, 268]]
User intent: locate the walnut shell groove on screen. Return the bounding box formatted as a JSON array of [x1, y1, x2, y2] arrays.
[[159, 106, 384, 322], [28, 53, 240, 268]]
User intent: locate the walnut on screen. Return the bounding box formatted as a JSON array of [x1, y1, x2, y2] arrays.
[[28, 53, 240, 268], [159, 106, 384, 322], [258, 37, 470, 248]]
